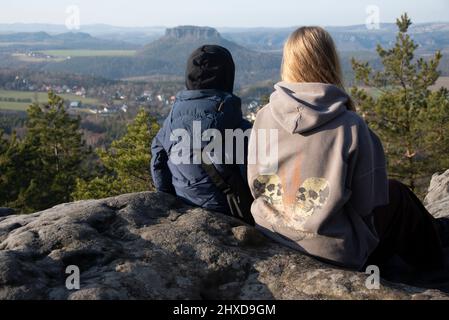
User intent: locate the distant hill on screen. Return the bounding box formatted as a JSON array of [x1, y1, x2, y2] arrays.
[[42, 26, 282, 85], [222, 23, 449, 53], [0, 24, 167, 45], [2, 22, 449, 51], [219, 23, 449, 82], [0, 23, 165, 34], [136, 26, 281, 81], [0, 31, 139, 50], [2, 23, 449, 84]]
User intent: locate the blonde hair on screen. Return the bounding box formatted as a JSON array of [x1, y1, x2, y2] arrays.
[[281, 26, 355, 111]]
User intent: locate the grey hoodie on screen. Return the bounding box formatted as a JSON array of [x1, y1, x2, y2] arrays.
[[248, 82, 389, 269]]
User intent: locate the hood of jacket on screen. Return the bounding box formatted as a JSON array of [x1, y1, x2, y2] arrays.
[[185, 45, 235, 94], [270, 82, 349, 134]]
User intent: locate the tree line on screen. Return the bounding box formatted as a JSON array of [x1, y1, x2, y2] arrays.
[[0, 92, 159, 213]]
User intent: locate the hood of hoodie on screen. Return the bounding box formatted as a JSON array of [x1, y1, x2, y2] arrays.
[[270, 82, 349, 134]]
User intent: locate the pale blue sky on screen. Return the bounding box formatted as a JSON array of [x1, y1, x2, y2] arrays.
[[1, 0, 449, 27]]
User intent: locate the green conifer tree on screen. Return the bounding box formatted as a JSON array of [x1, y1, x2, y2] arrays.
[[7, 92, 89, 213], [0, 132, 25, 208], [0, 131, 13, 205], [351, 13, 449, 195], [73, 109, 160, 200]]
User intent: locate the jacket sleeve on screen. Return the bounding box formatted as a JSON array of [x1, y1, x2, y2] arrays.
[[347, 125, 389, 217], [151, 131, 175, 195]]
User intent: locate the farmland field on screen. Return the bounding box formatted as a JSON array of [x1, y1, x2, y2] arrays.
[[12, 53, 65, 62], [0, 90, 101, 111], [40, 50, 137, 57]]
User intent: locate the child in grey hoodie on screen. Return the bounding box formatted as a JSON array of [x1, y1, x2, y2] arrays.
[[248, 27, 446, 271]]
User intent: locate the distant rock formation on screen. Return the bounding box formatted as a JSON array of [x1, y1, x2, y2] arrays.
[[164, 26, 221, 40], [134, 25, 281, 85], [0, 171, 449, 300], [44, 25, 282, 83]]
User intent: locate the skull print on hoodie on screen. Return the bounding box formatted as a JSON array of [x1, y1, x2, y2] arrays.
[[248, 82, 389, 269]]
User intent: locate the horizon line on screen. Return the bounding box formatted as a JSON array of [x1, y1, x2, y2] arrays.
[[1, 21, 449, 30]]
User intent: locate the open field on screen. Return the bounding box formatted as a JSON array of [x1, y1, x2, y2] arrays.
[[12, 53, 65, 63], [0, 90, 101, 111], [40, 50, 137, 57], [11, 50, 136, 63]]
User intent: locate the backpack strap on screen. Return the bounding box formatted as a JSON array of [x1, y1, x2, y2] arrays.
[[202, 162, 233, 195], [201, 153, 255, 226]]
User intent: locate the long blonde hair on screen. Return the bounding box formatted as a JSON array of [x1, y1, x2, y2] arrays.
[[281, 26, 355, 111]]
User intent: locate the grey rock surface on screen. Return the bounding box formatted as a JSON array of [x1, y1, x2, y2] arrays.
[[1, 185, 449, 300], [425, 169, 449, 218]]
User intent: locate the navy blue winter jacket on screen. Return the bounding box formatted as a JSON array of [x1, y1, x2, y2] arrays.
[[151, 89, 252, 214]]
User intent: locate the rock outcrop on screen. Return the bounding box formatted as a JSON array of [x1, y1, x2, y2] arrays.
[[0, 170, 449, 300], [425, 170, 449, 218]]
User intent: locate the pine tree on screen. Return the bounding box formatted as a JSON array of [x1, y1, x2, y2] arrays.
[[0, 131, 6, 154], [8, 92, 90, 213], [0, 131, 12, 205], [351, 13, 449, 195], [0, 131, 24, 207], [73, 109, 160, 200]]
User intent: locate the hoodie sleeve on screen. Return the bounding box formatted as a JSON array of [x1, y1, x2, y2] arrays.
[[151, 129, 176, 195], [347, 123, 389, 217]]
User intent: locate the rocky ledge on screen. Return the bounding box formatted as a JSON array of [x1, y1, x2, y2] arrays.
[[0, 170, 449, 300]]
